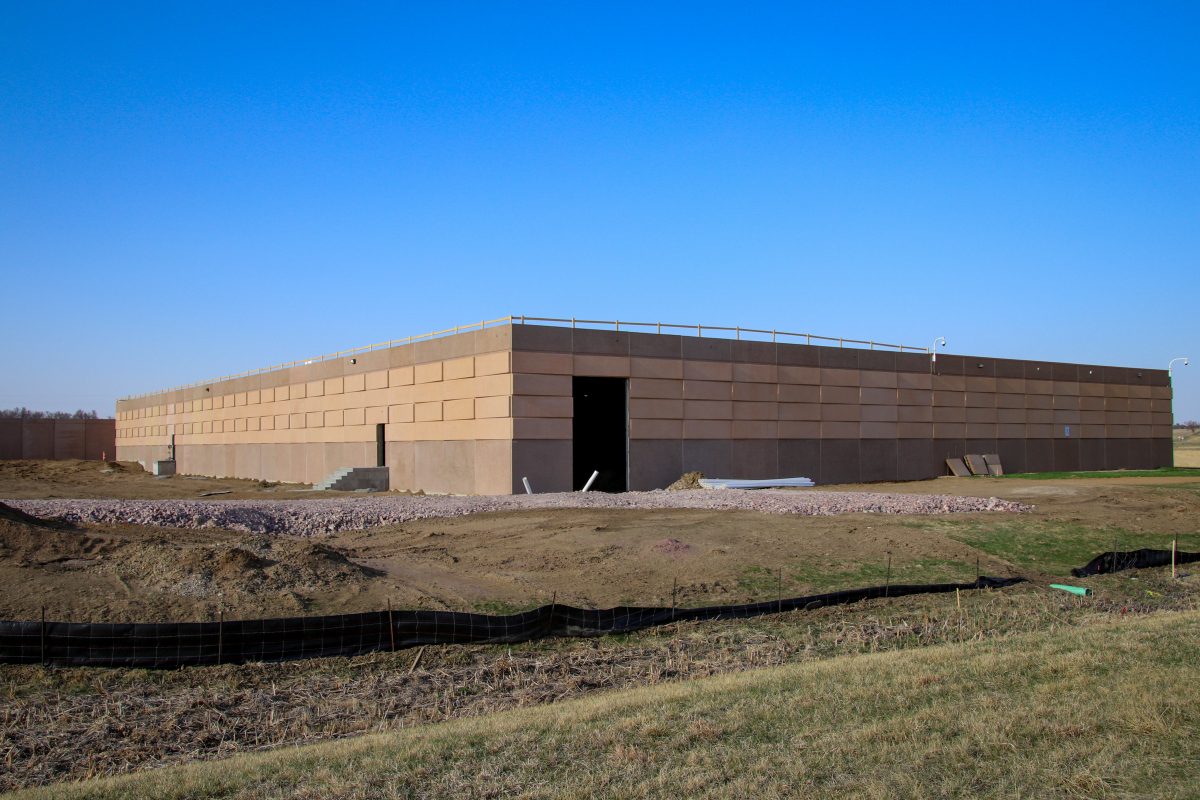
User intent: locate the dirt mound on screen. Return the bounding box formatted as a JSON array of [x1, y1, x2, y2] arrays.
[[0, 502, 110, 567], [651, 538, 693, 557], [0, 500, 59, 528], [666, 472, 705, 491]]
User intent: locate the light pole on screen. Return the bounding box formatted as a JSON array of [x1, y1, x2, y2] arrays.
[[931, 337, 947, 364], [1168, 357, 1189, 378]]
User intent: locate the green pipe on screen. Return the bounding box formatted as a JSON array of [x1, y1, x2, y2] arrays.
[[1050, 584, 1092, 597]]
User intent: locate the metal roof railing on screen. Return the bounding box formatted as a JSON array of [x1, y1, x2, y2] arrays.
[[120, 315, 929, 400]]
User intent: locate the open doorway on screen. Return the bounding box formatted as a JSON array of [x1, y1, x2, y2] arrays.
[[572, 376, 628, 492]]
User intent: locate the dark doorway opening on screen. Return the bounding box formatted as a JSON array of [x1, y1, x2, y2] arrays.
[[573, 377, 628, 492], [376, 423, 386, 468]]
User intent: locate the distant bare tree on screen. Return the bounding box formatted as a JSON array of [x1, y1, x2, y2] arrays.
[[0, 408, 100, 420]]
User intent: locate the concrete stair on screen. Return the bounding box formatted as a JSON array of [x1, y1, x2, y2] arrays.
[[314, 466, 390, 492]]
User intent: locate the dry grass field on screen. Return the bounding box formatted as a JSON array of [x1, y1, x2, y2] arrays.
[[1, 460, 1199, 796], [1174, 427, 1200, 467]]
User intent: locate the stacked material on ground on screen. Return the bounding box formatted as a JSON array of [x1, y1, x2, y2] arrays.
[[6, 491, 1032, 537], [698, 477, 815, 489]]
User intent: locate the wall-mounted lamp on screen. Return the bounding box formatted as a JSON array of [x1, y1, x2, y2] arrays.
[[350, 358, 357, 365], [205, 387, 210, 392], [931, 337, 947, 364], [1168, 357, 1189, 378]]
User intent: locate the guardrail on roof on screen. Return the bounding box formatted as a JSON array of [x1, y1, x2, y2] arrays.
[[119, 315, 929, 400]]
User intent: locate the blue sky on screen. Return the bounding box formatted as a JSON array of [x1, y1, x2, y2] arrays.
[[2, 2, 1197, 419]]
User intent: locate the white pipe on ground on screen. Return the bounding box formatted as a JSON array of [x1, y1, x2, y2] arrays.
[[582, 470, 600, 492], [522, 477, 533, 495]]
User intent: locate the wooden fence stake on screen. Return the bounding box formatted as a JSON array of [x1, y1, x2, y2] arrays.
[[217, 609, 224, 666], [776, 568, 783, 614], [885, 554, 892, 597], [1172, 536, 1178, 579], [40, 606, 46, 667]]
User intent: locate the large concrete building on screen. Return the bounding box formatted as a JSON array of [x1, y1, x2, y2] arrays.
[[115, 318, 1175, 493]]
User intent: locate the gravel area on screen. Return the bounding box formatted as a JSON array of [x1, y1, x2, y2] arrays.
[[5, 490, 1031, 537]]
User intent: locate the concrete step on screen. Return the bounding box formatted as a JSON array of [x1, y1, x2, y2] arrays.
[[315, 466, 390, 492]]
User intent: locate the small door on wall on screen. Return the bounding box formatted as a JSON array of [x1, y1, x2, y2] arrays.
[[572, 376, 628, 492]]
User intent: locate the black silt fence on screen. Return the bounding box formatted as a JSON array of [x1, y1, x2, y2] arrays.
[[1071, 548, 1200, 578], [0, 576, 1023, 669]]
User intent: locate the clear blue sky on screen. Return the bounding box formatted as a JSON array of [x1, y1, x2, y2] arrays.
[[2, 2, 1197, 419]]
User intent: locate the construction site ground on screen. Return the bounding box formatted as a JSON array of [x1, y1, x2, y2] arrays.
[[0, 458, 1198, 792]]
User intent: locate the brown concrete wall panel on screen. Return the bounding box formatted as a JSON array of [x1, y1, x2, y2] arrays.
[[860, 421, 899, 439], [932, 406, 966, 423], [860, 370, 898, 389], [513, 396, 573, 418], [820, 439, 860, 484], [1078, 439, 1105, 470], [778, 366, 821, 385], [683, 420, 732, 439], [897, 372, 932, 390], [818, 348, 859, 370], [861, 405, 899, 422], [965, 423, 997, 439], [730, 339, 777, 365], [630, 377, 683, 399], [860, 438, 897, 482], [897, 422, 934, 438], [574, 354, 630, 377], [681, 335, 731, 363], [995, 440, 1026, 474], [730, 439, 779, 478], [821, 386, 859, 405], [512, 439, 572, 493], [21, 422, 54, 459], [820, 404, 861, 422], [779, 384, 820, 403], [631, 357, 682, 380], [512, 418, 572, 439], [897, 405, 933, 423], [776, 343, 821, 367], [684, 400, 733, 420], [820, 368, 860, 387], [731, 420, 778, 439], [821, 421, 859, 438], [629, 440, 683, 490], [933, 390, 965, 408], [860, 387, 897, 405], [684, 380, 732, 400], [511, 323, 572, 353], [732, 381, 777, 401], [733, 401, 777, 421], [683, 360, 733, 382], [1051, 439, 1080, 472], [932, 374, 966, 392], [896, 438, 937, 481], [629, 331, 683, 359], [513, 373, 572, 396], [682, 439, 732, 478], [1152, 438, 1173, 468], [572, 328, 630, 356], [630, 419, 684, 439], [778, 421, 821, 438], [856, 350, 896, 373], [898, 389, 933, 406], [965, 408, 998, 424], [51, 422, 84, 459], [83, 421, 115, 460], [778, 439, 821, 482]]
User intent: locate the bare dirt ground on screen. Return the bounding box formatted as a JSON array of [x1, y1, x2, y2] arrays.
[[2, 459, 1199, 792], [0, 460, 1196, 623]]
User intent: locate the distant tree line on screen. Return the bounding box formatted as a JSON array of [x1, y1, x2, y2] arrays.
[[1175, 421, 1198, 433], [0, 408, 102, 420]]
